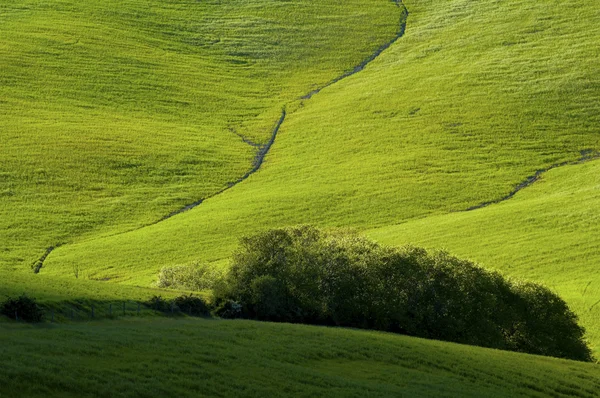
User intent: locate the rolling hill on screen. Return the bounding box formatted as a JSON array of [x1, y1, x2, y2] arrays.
[[0, 0, 400, 269], [1, 318, 599, 397], [44, 0, 600, 281], [1, 0, 600, 395], [369, 157, 600, 355], [37, 0, 600, 357]]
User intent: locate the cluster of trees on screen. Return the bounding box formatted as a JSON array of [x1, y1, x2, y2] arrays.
[[10, 226, 590, 362], [213, 226, 593, 362]]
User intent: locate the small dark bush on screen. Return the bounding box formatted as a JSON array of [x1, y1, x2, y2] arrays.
[[172, 294, 210, 316], [147, 295, 210, 316], [1, 294, 44, 322], [147, 295, 169, 312], [212, 300, 243, 319], [214, 225, 594, 362]]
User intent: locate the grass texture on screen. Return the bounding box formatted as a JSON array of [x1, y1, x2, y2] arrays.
[[1, 318, 599, 397], [46, 0, 600, 285], [2, 0, 600, 394], [369, 158, 600, 356], [0, 0, 400, 268]]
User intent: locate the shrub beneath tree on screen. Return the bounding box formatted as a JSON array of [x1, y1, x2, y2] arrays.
[[146, 294, 210, 316]]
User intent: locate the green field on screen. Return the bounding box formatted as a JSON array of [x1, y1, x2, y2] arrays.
[[2, 0, 600, 395], [1, 318, 599, 397], [44, 0, 600, 284], [0, 0, 400, 269], [369, 158, 600, 355]]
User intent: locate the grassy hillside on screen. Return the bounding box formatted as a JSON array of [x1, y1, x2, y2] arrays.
[[0, 268, 172, 304], [3, 0, 600, 394], [369, 158, 600, 355], [0, 0, 400, 268], [46, 0, 600, 284], [1, 318, 599, 397]]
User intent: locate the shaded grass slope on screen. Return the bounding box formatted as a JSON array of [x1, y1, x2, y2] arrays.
[[369, 158, 600, 356], [0, 0, 400, 268], [48, 0, 600, 283], [1, 318, 599, 397]]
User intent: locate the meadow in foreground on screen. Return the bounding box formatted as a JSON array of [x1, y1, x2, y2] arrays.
[[1, 318, 599, 397], [2, 0, 600, 395]]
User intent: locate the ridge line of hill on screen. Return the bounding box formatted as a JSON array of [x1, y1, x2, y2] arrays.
[[35, 1, 409, 272], [466, 151, 600, 211]]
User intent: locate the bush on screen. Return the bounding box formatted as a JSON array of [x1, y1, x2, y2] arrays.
[[146, 294, 210, 316], [1, 294, 44, 322], [506, 282, 592, 361], [173, 294, 210, 316], [212, 300, 243, 319], [214, 226, 593, 362], [147, 295, 170, 312], [157, 262, 223, 291]]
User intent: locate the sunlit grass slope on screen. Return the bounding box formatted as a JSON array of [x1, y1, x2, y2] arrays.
[[1, 318, 599, 397], [48, 0, 600, 282], [368, 158, 600, 355], [0, 0, 399, 268], [0, 268, 172, 304]]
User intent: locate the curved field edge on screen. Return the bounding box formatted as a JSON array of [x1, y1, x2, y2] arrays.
[[368, 158, 600, 355], [41, 1, 410, 281], [1, 318, 599, 397], [0, 0, 401, 268], [46, 0, 600, 282]]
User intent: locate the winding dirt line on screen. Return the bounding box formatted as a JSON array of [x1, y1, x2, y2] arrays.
[[31, 246, 57, 273], [158, 109, 286, 223], [153, 2, 409, 224], [302, 1, 408, 100], [228, 127, 262, 148], [35, 1, 410, 266], [466, 151, 600, 211]]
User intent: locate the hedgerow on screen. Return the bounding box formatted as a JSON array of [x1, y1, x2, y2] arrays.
[[213, 226, 593, 362]]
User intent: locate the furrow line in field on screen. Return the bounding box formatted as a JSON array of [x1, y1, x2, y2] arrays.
[[301, 1, 408, 100], [31, 246, 57, 274], [36, 1, 410, 267], [158, 109, 287, 223], [466, 151, 600, 211], [149, 0, 409, 224]]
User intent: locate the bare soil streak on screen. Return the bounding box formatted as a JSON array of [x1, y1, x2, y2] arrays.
[[158, 109, 287, 223], [35, 2, 410, 265], [156, 2, 409, 223], [466, 151, 600, 211], [228, 127, 261, 148], [32, 246, 56, 274]]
